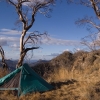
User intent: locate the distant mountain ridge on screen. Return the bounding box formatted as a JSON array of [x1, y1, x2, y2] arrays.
[[0, 60, 17, 71], [0, 59, 38, 71]]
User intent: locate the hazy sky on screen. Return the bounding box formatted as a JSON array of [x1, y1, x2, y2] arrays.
[[0, 0, 98, 60]]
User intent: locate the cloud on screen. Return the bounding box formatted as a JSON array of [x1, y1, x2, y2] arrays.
[[0, 38, 8, 46], [0, 36, 19, 43], [0, 28, 20, 44], [0, 34, 20, 50], [0, 28, 82, 51], [10, 44, 20, 51], [0, 28, 21, 35], [63, 49, 70, 52], [11, 44, 20, 48], [41, 36, 81, 46], [0, 28, 81, 47], [7, 37, 19, 42], [12, 0, 49, 6], [50, 53, 59, 56], [43, 53, 60, 57]]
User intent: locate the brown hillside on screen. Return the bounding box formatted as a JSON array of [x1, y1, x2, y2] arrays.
[[50, 51, 73, 70], [1, 50, 100, 99], [33, 50, 100, 79]]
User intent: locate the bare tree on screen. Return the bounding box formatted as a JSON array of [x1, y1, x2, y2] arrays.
[[67, 0, 100, 50], [86, 0, 100, 19], [67, 0, 100, 27], [67, 0, 100, 16], [75, 16, 100, 32], [7, 0, 54, 68], [81, 32, 100, 51], [0, 46, 8, 69]]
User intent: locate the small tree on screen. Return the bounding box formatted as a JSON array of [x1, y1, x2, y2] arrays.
[[67, 0, 100, 30], [7, 0, 54, 68], [67, 0, 100, 50], [81, 32, 100, 51], [0, 46, 8, 69], [79, 0, 100, 20]]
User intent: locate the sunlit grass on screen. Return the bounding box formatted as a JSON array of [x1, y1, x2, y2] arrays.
[[1, 50, 100, 99], [0, 64, 100, 100], [0, 68, 9, 78]]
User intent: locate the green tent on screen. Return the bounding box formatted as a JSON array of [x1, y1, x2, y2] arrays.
[[0, 63, 53, 96]]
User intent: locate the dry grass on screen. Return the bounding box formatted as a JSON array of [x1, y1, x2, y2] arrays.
[[1, 50, 100, 100], [0, 64, 100, 100], [0, 68, 9, 78]]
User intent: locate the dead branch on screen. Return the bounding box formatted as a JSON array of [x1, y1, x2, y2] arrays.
[[0, 46, 8, 70], [76, 16, 100, 31], [81, 32, 100, 51], [67, 0, 100, 19], [90, 0, 100, 19]]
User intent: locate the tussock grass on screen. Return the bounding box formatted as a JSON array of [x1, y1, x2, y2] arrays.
[[1, 50, 100, 100], [0, 68, 9, 78], [1, 65, 100, 100]]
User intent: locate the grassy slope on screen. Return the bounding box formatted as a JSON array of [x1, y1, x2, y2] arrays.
[[0, 50, 100, 100]]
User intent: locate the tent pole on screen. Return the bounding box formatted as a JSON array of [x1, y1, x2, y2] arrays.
[[18, 66, 23, 97]]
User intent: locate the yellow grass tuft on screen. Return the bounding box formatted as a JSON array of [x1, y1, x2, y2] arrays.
[[0, 68, 9, 78], [1, 58, 100, 99]]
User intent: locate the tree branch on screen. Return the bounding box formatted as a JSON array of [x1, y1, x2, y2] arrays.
[[16, 5, 27, 29], [76, 16, 100, 31], [24, 47, 39, 53], [81, 32, 100, 51], [7, 0, 16, 6], [26, 0, 54, 30], [23, 32, 47, 46], [90, 0, 100, 19]]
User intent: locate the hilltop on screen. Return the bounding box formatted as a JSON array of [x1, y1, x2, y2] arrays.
[[1, 50, 100, 99], [33, 50, 100, 79]]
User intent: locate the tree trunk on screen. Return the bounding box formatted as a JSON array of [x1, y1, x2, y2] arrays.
[[16, 51, 26, 68], [0, 46, 8, 70], [20, 30, 26, 52], [2, 57, 8, 70], [16, 30, 26, 68]]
